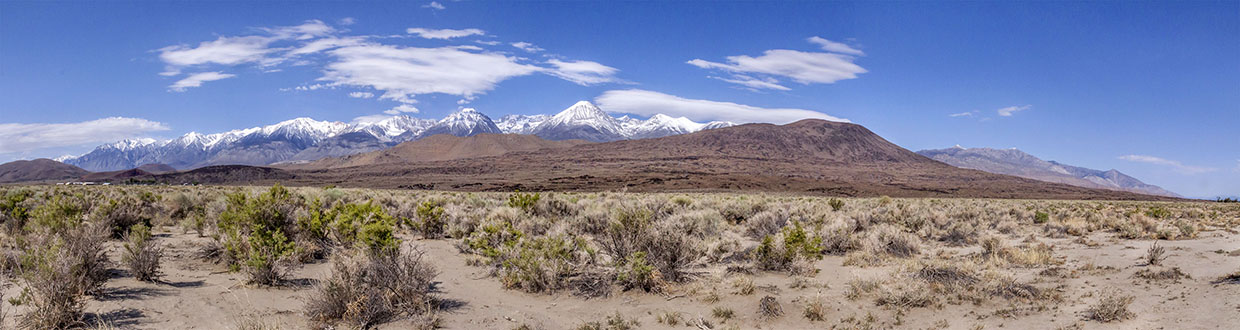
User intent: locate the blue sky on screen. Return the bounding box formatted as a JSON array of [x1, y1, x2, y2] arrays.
[[0, 1, 1236, 198]]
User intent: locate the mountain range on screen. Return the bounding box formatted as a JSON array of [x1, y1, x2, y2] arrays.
[[141, 119, 1169, 200], [917, 146, 1180, 197], [60, 101, 734, 171]]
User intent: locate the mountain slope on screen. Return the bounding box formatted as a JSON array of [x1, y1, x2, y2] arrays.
[[0, 159, 91, 183], [291, 133, 590, 169], [917, 146, 1180, 197], [158, 119, 1170, 200]]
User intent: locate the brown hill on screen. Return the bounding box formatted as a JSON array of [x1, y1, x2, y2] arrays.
[[151, 120, 1173, 200], [137, 163, 177, 174], [288, 133, 590, 169], [0, 159, 91, 183]]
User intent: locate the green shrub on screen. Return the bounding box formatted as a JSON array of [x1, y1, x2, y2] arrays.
[[416, 200, 446, 238], [217, 184, 300, 285], [1034, 211, 1050, 224], [755, 221, 823, 271], [829, 198, 845, 211], [507, 190, 541, 213], [327, 201, 398, 253], [122, 223, 163, 282], [615, 252, 661, 292], [27, 193, 87, 234], [499, 235, 594, 293], [1145, 207, 1171, 219]]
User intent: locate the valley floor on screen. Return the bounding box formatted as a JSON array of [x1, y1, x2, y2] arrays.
[[3, 223, 1238, 329]]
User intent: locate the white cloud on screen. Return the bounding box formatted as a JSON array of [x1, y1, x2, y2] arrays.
[[406, 28, 484, 39], [544, 59, 621, 85], [158, 35, 279, 67], [351, 114, 395, 124], [348, 91, 374, 98], [383, 104, 420, 115], [338, 17, 356, 26], [689, 50, 866, 85], [475, 40, 501, 46], [0, 117, 170, 153], [595, 89, 848, 124], [997, 105, 1031, 117], [169, 72, 236, 92], [320, 44, 543, 103], [707, 75, 789, 91], [948, 111, 974, 117], [1118, 155, 1217, 174], [423, 1, 445, 10], [511, 42, 544, 53], [807, 36, 864, 56], [689, 38, 867, 91], [260, 19, 336, 40], [288, 36, 368, 56]]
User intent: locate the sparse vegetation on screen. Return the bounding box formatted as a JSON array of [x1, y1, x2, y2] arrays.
[[0, 185, 1234, 329], [1085, 290, 1135, 322]]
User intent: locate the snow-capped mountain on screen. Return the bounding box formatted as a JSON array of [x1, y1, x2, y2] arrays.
[[64, 115, 434, 171], [495, 114, 550, 135], [63, 101, 740, 171], [528, 101, 735, 142], [531, 101, 627, 142], [416, 108, 503, 139]]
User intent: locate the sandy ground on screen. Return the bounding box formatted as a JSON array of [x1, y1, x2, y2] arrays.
[[2, 228, 1238, 329]]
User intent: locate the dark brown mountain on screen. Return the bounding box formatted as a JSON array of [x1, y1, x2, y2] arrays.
[[136, 163, 178, 174], [149, 119, 1172, 200], [80, 168, 159, 181], [0, 159, 91, 183], [286, 133, 590, 170]]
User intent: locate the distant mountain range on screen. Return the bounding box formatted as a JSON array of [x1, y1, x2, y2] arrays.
[[139, 119, 1167, 200], [917, 146, 1180, 197], [59, 101, 734, 171]]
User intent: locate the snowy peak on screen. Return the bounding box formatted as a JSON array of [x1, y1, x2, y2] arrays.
[[418, 108, 503, 138], [496, 114, 550, 135], [532, 101, 625, 142]]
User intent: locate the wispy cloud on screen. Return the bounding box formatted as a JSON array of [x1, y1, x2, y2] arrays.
[[997, 105, 1031, 117], [948, 111, 974, 117], [688, 37, 866, 90], [383, 104, 420, 115], [807, 36, 864, 56], [405, 28, 484, 39], [0, 117, 170, 154], [423, 1, 445, 10], [544, 59, 621, 85], [169, 72, 236, 91], [157, 19, 623, 115], [511, 42, 544, 53], [1118, 154, 1217, 174], [595, 89, 848, 124]]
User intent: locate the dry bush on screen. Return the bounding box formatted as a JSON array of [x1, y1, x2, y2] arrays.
[[803, 295, 828, 321], [758, 295, 783, 318], [1143, 242, 1167, 266], [745, 209, 788, 238], [656, 311, 684, 325], [17, 222, 111, 329], [122, 223, 163, 282], [575, 312, 639, 330], [1085, 290, 1135, 322], [1134, 267, 1189, 281], [305, 247, 439, 329], [711, 306, 735, 320]]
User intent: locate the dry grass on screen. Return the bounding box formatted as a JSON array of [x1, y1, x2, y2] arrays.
[[1085, 290, 1135, 322]]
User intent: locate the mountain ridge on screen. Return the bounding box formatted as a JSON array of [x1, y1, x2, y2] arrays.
[[917, 146, 1180, 197]]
